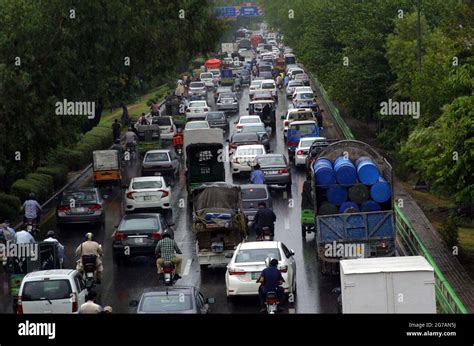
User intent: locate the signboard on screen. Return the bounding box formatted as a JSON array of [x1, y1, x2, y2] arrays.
[[221, 43, 234, 54], [239, 6, 258, 16], [215, 6, 236, 17]]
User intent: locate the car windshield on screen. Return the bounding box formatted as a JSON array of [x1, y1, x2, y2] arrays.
[[132, 180, 163, 190], [190, 82, 204, 88], [140, 294, 192, 312], [300, 139, 318, 147], [152, 117, 171, 126], [242, 125, 265, 133], [61, 191, 96, 204], [240, 117, 260, 124], [235, 248, 281, 263], [190, 101, 206, 108], [259, 65, 271, 72], [207, 113, 224, 120], [237, 148, 264, 156], [250, 81, 262, 87], [233, 133, 258, 142], [210, 71, 220, 77], [22, 280, 72, 301], [292, 70, 303, 75], [289, 111, 313, 120], [290, 123, 317, 136], [241, 187, 268, 200], [186, 122, 208, 129], [298, 93, 314, 100], [145, 152, 169, 162], [289, 81, 303, 87], [220, 93, 235, 99], [258, 156, 286, 166], [201, 73, 212, 79], [261, 83, 274, 89], [120, 217, 159, 231]]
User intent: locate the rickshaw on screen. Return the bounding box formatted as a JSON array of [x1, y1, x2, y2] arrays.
[[93, 150, 122, 187], [275, 57, 285, 73], [248, 99, 277, 131], [6, 241, 61, 312]]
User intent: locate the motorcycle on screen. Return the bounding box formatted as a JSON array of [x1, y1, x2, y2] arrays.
[[261, 226, 274, 241], [82, 254, 98, 290], [175, 144, 183, 157], [24, 219, 39, 238], [264, 291, 280, 314], [161, 260, 176, 286]]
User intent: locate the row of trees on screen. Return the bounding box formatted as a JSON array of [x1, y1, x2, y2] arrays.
[[262, 0, 473, 208], [0, 0, 225, 191]]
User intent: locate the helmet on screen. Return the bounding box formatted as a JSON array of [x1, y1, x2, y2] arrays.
[[265, 257, 273, 267], [46, 230, 55, 238], [85, 232, 94, 241], [29, 192, 36, 199], [162, 232, 172, 239]]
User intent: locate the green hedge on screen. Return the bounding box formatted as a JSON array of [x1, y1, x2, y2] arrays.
[[36, 165, 68, 189], [0, 193, 21, 221], [48, 148, 85, 171]]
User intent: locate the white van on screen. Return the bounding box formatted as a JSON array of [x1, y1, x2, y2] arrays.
[[17, 269, 87, 314]]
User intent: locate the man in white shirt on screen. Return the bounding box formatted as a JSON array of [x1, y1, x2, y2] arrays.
[[79, 291, 103, 314]]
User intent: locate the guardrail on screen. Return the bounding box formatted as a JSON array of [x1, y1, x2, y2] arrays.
[[309, 72, 468, 314]]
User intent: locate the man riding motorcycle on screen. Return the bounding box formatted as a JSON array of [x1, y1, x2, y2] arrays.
[[154, 232, 182, 281], [75, 232, 103, 284], [172, 128, 184, 155], [124, 127, 138, 154], [252, 202, 276, 240], [22, 192, 42, 224], [257, 257, 285, 312]]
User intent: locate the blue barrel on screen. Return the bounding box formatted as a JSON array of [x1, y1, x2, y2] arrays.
[[356, 156, 380, 185], [327, 185, 347, 206], [312, 159, 336, 188], [339, 201, 360, 213], [370, 177, 391, 203], [361, 200, 381, 212], [333, 156, 357, 186]]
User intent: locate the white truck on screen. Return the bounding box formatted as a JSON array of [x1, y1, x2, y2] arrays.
[[92, 150, 122, 187], [339, 256, 436, 313]]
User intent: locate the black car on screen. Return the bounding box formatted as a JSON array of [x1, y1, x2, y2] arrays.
[[113, 213, 174, 263], [239, 69, 251, 85], [206, 111, 229, 132], [255, 154, 292, 191], [240, 184, 273, 221], [132, 286, 215, 314], [228, 132, 260, 151]]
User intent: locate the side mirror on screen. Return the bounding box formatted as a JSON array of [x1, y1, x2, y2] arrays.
[[280, 115, 285, 120], [129, 300, 139, 307], [114, 224, 119, 229], [246, 108, 249, 111], [206, 297, 216, 304], [290, 249, 295, 256], [224, 252, 234, 258], [234, 121, 238, 124]]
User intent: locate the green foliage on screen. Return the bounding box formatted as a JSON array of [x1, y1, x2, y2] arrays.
[[47, 148, 85, 171], [442, 213, 460, 249], [36, 165, 68, 189], [0, 193, 21, 221]]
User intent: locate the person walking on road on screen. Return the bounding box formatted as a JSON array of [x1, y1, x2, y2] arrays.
[[112, 119, 121, 141]]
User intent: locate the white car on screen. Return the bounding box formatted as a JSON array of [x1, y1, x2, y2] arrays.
[[249, 80, 263, 98], [188, 81, 207, 99], [289, 67, 305, 80], [124, 176, 171, 213], [293, 72, 310, 85], [208, 69, 221, 84], [292, 86, 313, 99], [17, 269, 88, 314], [294, 137, 326, 167], [235, 115, 263, 130], [231, 144, 266, 175], [152, 116, 176, 140], [186, 100, 210, 121], [184, 120, 210, 130], [282, 108, 317, 139], [225, 241, 296, 297], [286, 80, 304, 98], [200, 72, 215, 88], [260, 79, 277, 97]]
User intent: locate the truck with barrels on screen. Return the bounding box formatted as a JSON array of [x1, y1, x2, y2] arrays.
[[303, 140, 396, 274]]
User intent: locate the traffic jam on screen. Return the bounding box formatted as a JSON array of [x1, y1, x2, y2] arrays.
[[1, 24, 400, 315]]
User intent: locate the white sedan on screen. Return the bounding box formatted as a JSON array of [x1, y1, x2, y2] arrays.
[[235, 115, 263, 130], [124, 176, 171, 213], [225, 241, 297, 297], [186, 100, 210, 121], [231, 144, 266, 175], [295, 137, 326, 167], [184, 120, 210, 130]]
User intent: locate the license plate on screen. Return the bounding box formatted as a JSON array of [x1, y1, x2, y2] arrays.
[[154, 172, 161, 176], [143, 196, 152, 201], [251, 272, 259, 280], [265, 170, 278, 175], [75, 207, 86, 213], [134, 238, 144, 244]]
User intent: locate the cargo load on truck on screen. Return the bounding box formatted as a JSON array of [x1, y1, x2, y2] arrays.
[[92, 150, 122, 187], [305, 140, 396, 274], [192, 183, 248, 267]]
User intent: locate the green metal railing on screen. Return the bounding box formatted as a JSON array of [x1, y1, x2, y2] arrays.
[[309, 72, 468, 314]]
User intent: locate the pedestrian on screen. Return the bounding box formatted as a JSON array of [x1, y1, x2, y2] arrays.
[[284, 74, 290, 87], [112, 119, 121, 141], [150, 101, 160, 117], [79, 291, 103, 314], [139, 113, 149, 125]]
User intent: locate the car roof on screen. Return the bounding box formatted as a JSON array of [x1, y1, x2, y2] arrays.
[[141, 286, 195, 294], [236, 144, 265, 150], [257, 153, 284, 158], [240, 183, 268, 190], [145, 149, 170, 154], [24, 269, 76, 279], [232, 132, 259, 140], [261, 79, 275, 83], [207, 111, 225, 116], [239, 241, 280, 250], [290, 120, 317, 124], [121, 213, 160, 220], [288, 108, 313, 114], [249, 100, 275, 104], [239, 115, 261, 119], [131, 176, 166, 182]]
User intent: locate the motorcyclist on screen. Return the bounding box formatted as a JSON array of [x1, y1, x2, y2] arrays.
[[124, 127, 138, 153], [276, 75, 283, 89], [44, 230, 66, 267], [22, 192, 42, 224], [154, 232, 182, 280], [75, 232, 103, 284], [257, 257, 285, 312], [172, 128, 184, 154], [252, 202, 276, 239], [111, 139, 125, 160], [250, 164, 265, 184]]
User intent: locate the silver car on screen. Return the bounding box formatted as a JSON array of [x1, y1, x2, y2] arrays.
[[216, 92, 239, 113], [188, 81, 207, 99], [56, 188, 105, 229]]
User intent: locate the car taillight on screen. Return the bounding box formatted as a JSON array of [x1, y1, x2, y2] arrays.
[[279, 168, 289, 174], [236, 125, 243, 129], [115, 231, 126, 241], [204, 108, 209, 111], [279, 265, 288, 273], [284, 121, 290, 127], [228, 268, 246, 275], [71, 293, 78, 313], [296, 150, 303, 155], [58, 206, 71, 213], [151, 232, 161, 240], [159, 190, 169, 198], [89, 204, 101, 211], [17, 297, 23, 314], [126, 192, 134, 200], [229, 143, 237, 149]]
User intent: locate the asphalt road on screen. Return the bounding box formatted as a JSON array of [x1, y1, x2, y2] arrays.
[[0, 83, 340, 314]]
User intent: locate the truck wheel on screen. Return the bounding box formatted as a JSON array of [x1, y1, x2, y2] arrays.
[[200, 264, 209, 271], [301, 226, 306, 238]]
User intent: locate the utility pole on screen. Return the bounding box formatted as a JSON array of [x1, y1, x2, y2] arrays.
[[416, 0, 421, 68]]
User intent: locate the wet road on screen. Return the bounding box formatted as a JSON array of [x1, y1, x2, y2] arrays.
[[0, 83, 340, 314]]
